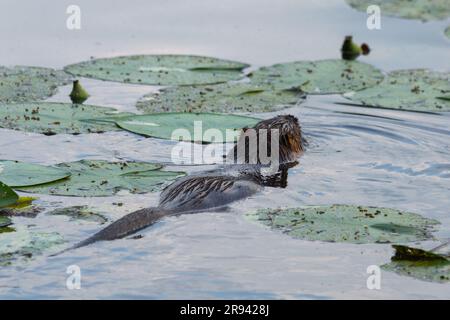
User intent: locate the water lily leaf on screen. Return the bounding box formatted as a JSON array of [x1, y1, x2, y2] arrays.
[[0, 216, 12, 228], [0, 102, 132, 135], [0, 66, 71, 103], [136, 83, 305, 114], [0, 181, 18, 208], [382, 245, 450, 283], [47, 205, 107, 224], [0, 160, 71, 187], [248, 59, 384, 94], [344, 69, 450, 112], [250, 204, 439, 244], [19, 160, 185, 197], [116, 112, 260, 142], [446, 26, 450, 39], [0, 226, 64, 266], [64, 55, 249, 86], [345, 0, 450, 21]]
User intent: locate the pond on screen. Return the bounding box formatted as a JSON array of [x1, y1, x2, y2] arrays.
[[0, 0, 449, 299]]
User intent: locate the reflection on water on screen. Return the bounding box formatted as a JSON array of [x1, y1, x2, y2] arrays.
[[0, 0, 450, 299]]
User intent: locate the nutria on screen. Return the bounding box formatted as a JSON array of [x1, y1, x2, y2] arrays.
[[54, 115, 305, 254]]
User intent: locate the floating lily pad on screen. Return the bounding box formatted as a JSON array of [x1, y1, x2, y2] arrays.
[[248, 59, 384, 94], [0, 226, 64, 266], [116, 112, 260, 142], [0, 181, 18, 208], [0, 102, 131, 135], [19, 160, 185, 197], [136, 83, 305, 114], [382, 245, 450, 283], [445, 25, 450, 39], [250, 204, 439, 244], [345, 0, 450, 21], [344, 69, 450, 112], [0, 160, 71, 187], [64, 55, 249, 86], [0, 66, 70, 103], [0, 216, 12, 228], [47, 205, 107, 224]]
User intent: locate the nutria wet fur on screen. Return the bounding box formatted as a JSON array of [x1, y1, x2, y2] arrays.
[[55, 115, 305, 254]]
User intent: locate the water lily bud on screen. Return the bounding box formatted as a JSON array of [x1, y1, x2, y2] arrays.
[[341, 36, 370, 61], [69, 80, 90, 104]]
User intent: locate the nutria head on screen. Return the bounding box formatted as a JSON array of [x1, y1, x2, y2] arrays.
[[227, 114, 305, 165]]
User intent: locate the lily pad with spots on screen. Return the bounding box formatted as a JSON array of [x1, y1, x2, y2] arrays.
[[0, 102, 132, 135], [0, 226, 64, 266], [344, 69, 450, 112], [0, 160, 71, 187], [64, 55, 249, 86], [250, 204, 439, 244], [0, 181, 19, 208], [0, 66, 71, 103], [136, 83, 305, 114], [116, 112, 260, 143], [345, 0, 450, 21], [19, 160, 185, 197], [46, 206, 108, 224], [248, 59, 384, 94], [382, 245, 450, 283]]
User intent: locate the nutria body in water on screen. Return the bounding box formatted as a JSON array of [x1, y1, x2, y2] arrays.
[[57, 115, 305, 253]]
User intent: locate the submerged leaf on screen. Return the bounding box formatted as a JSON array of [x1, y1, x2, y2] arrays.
[[0, 196, 42, 218], [0, 160, 71, 187], [47, 205, 107, 224], [0, 66, 70, 103], [250, 204, 439, 244], [382, 245, 450, 283], [0, 226, 64, 266], [116, 112, 260, 142], [64, 55, 249, 86], [0, 102, 131, 135], [136, 83, 305, 114], [19, 160, 185, 197], [345, 0, 450, 21], [344, 69, 450, 112], [248, 59, 383, 94]]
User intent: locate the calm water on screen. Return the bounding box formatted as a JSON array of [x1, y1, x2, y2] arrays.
[[0, 0, 449, 299]]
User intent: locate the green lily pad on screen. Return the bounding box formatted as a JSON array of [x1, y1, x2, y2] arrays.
[[136, 83, 305, 114], [0, 102, 132, 135], [0, 216, 12, 227], [344, 69, 450, 112], [64, 55, 249, 86], [0, 66, 71, 103], [250, 204, 439, 244], [248, 59, 384, 94], [19, 160, 185, 197], [345, 0, 450, 21], [382, 245, 450, 283], [445, 25, 450, 39], [0, 226, 64, 266], [47, 205, 107, 224], [0, 181, 19, 208], [116, 112, 260, 142], [0, 160, 71, 187]]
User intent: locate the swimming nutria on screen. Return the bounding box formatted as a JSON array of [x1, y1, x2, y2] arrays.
[[56, 115, 305, 253]]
